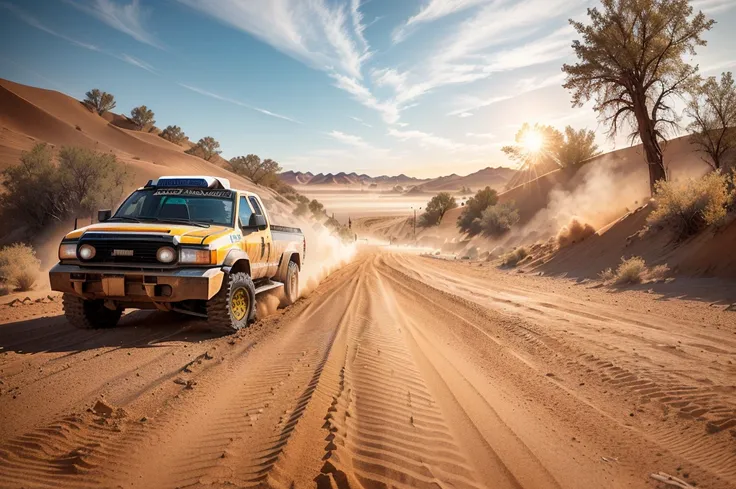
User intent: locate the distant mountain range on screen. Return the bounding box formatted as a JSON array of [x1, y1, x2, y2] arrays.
[[279, 166, 516, 191]]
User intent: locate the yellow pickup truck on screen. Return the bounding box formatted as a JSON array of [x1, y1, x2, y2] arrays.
[[49, 176, 304, 333]]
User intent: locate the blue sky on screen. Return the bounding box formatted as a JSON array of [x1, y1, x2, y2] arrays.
[[1, 0, 735, 178]]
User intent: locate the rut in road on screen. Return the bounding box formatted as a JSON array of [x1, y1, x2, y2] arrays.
[[3, 251, 735, 489]]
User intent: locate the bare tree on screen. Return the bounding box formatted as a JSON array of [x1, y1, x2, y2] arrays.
[[685, 71, 736, 170], [130, 105, 155, 130], [562, 0, 714, 193], [83, 89, 116, 115], [230, 154, 282, 185]]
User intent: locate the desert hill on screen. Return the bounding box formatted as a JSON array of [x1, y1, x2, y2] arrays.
[[0, 78, 290, 213], [357, 133, 712, 248]]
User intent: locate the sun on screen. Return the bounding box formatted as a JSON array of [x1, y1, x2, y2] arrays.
[[521, 129, 544, 154]]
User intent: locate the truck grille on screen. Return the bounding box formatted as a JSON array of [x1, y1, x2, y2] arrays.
[[79, 233, 176, 265]]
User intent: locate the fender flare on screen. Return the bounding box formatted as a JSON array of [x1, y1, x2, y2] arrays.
[[275, 251, 301, 283], [222, 249, 251, 276]]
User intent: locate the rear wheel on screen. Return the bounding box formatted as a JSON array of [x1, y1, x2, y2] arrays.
[[206, 272, 255, 333], [282, 261, 299, 306], [62, 294, 122, 329]]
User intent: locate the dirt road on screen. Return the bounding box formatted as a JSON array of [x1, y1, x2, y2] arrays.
[[1, 250, 735, 489]]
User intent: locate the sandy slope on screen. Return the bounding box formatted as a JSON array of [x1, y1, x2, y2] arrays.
[[1, 249, 734, 489]]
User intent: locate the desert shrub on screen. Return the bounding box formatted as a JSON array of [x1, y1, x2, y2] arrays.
[[647, 264, 670, 282], [186, 136, 221, 161], [57, 146, 130, 216], [557, 217, 596, 247], [308, 199, 325, 219], [83, 89, 116, 115], [457, 186, 499, 235], [601, 256, 646, 285], [130, 105, 155, 130], [230, 154, 282, 186], [419, 192, 457, 227], [293, 202, 309, 218], [0, 144, 130, 231], [0, 243, 41, 291], [479, 202, 519, 237], [160, 125, 186, 144], [500, 247, 528, 267], [600, 257, 670, 285], [648, 171, 732, 239]]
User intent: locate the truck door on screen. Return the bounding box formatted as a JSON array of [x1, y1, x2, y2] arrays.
[[238, 195, 268, 280], [248, 196, 275, 275]]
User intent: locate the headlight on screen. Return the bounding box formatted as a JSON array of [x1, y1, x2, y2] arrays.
[[78, 244, 96, 260], [156, 246, 177, 263], [179, 248, 212, 264], [59, 243, 78, 260]]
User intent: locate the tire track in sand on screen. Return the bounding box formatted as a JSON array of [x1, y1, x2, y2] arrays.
[[315, 255, 487, 489]]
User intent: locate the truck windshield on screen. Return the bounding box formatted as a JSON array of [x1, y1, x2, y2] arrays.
[[113, 189, 235, 226]]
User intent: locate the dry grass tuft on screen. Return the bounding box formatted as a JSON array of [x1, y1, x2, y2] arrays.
[[501, 247, 528, 267], [557, 217, 596, 247], [600, 257, 670, 285], [0, 243, 41, 292]]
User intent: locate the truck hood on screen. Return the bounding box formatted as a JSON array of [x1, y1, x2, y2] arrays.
[[64, 222, 233, 246]]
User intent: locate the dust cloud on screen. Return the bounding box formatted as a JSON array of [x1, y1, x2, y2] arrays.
[[517, 158, 649, 243], [299, 225, 356, 298]]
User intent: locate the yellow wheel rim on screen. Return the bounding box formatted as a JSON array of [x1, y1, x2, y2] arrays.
[[231, 288, 249, 321]]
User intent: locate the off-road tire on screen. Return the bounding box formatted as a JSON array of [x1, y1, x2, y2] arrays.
[[62, 293, 123, 329], [282, 261, 299, 306], [206, 272, 255, 333]]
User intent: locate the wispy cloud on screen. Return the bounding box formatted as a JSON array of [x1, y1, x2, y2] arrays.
[[449, 71, 566, 116], [330, 73, 400, 124], [393, 0, 492, 43], [177, 83, 301, 124], [179, 0, 370, 80], [327, 130, 374, 150], [64, 0, 163, 49], [350, 116, 372, 128], [1, 1, 100, 52], [118, 53, 157, 74]]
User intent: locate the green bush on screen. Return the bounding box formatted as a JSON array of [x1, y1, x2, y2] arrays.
[[0, 243, 41, 291], [648, 171, 732, 239], [0, 144, 130, 231], [419, 192, 457, 227], [457, 187, 499, 235], [160, 125, 186, 144], [479, 202, 519, 237]]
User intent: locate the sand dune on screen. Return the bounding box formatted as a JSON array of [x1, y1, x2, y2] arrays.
[[0, 78, 294, 222]]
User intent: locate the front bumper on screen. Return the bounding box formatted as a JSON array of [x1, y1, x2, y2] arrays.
[[49, 264, 224, 302]]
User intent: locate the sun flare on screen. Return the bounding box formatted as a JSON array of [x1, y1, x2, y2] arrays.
[[521, 129, 544, 153]]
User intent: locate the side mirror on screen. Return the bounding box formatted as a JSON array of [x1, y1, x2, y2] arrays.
[[249, 214, 267, 230], [98, 209, 112, 222]]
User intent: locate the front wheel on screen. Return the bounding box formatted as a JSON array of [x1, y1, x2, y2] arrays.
[[62, 294, 122, 329], [206, 272, 256, 333], [282, 261, 299, 306]]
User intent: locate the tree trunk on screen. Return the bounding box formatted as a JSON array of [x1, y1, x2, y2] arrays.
[[633, 96, 667, 194]]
